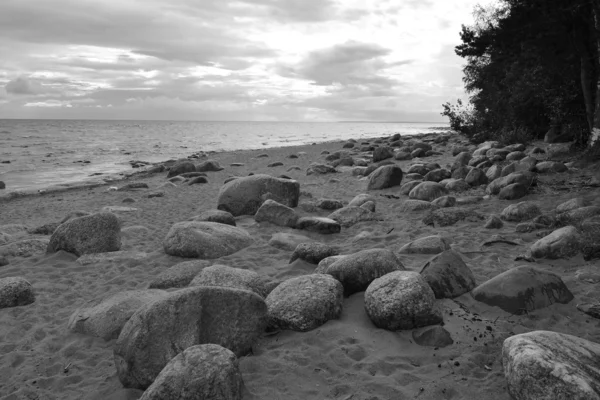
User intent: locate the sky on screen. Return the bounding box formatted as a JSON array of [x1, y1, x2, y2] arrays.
[[0, 0, 494, 122]]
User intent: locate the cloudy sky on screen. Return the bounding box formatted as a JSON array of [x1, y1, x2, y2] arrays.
[[0, 0, 494, 121]]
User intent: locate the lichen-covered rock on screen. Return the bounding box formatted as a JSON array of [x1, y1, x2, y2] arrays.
[[530, 226, 581, 259], [254, 199, 299, 228], [191, 210, 236, 226], [266, 274, 343, 332], [471, 265, 573, 314], [47, 212, 121, 257], [364, 271, 442, 331], [502, 331, 600, 400], [289, 243, 339, 265], [316, 248, 405, 296], [139, 344, 243, 400], [367, 165, 403, 190], [0, 277, 35, 309], [190, 265, 268, 298], [148, 260, 209, 289], [68, 290, 168, 340], [500, 202, 541, 222], [163, 221, 253, 259], [217, 174, 300, 216], [398, 235, 451, 254], [114, 286, 267, 389], [420, 250, 476, 299], [409, 182, 448, 202], [295, 217, 341, 234]]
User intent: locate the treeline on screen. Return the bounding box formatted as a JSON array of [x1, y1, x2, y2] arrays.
[[443, 0, 599, 147]]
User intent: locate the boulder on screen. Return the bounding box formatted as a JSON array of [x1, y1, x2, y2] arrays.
[[373, 147, 394, 162], [502, 331, 600, 400], [412, 326, 453, 348], [364, 271, 442, 330], [167, 161, 196, 178], [0, 277, 35, 309], [139, 344, 243, 400], [530, 226, 581, 259], [535, 161, 568, 174], [431, 196, 456, 208], [190, 265, 268, 298], [409, 182, 448, 202], [453, 152, 472, 167], [162, 221, 253, 259], [295, 217, 341, 234], [486, 172, 535, 195], [289, 243, 339, 264], [424, 169, 451, 183], [315, 198, 344, 210], [68, 290, 168, 340], [0, 239, 49, 258], [500, 202, 541, 222], [347, 194, 376, 208], [196, 160, 224, 172], [217, 174, 299, 217], [114, 286, 267, 389], [465, 168, 488, 186], [400, 200, 437, 212], [47, 212, 121, 257], [398, 235, 451, 254], [367, 165, 403, 190], [191, 209, 236, 226], [307, 163, 337, 175], [400, 181, 421, 195], [266, 274, 343, 332], [452, 165, 471, 179], [498, 183, 528, 200], [254, 199, 298, 228], [407, 164, 429, 176], [485, 164, 502, 182], [445, 178, 471, 192], [556, 197, 589, 213], [484, 215, 504, 229], [505, 151, 526, 161], [471, 265, 573, 314], [556, 206, 600, 226], [148, 260, 209, 289], [315, 248, 405, 296], [394, 151, 412, 160], [420, 250, 476, 299], [327, 206, 379, 227]]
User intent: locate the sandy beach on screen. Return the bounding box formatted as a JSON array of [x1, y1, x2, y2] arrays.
[[1, 132, 599, 400]]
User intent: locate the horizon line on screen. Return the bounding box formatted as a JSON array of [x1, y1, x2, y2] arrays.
[[0, 117, 448, 124]]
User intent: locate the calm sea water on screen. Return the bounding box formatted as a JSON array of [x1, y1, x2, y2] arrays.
[[0, 120, 448, 192]]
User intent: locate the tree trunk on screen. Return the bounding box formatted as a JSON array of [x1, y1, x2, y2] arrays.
[[592, 2, 600, 147]]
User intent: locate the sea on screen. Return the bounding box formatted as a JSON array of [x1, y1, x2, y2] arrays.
[[0, 120, 448, 193]]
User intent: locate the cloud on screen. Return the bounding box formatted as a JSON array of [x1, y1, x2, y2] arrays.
[[5, 77, 38, 95]]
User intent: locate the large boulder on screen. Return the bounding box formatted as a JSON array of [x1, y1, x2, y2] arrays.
[[163, 221, 253, 259], [498, 183, 528, 200], [167, 161, 196, 178], [266, 274, 343, 332], [445, 178, 471, 193], [190, 265, 268, 298], [315, 248, 405, 296], [289, 243, 339, 264], [530, 226, 581, 259], [420, 250, 476, 299], [367, 165, 403, 190], [556, 197, 589, 213], [148, 260, 209, 289], [364, 271, 442, 331], [556, 206, 600, 226], [372, 147, 394, 162], [254, 199, 298, 228], [465, 168, 488, 186], [139, 344, 243, 400], [500, 202, 541, 222], [503, 331, 600, 400], [471, 265, 573, 314], [424, 169, 451, 183], [114, 286, 267, 389], [47, 212, 121, 257], [398, 235, 452, 254], [0, 277, 35, 309], [68, 290, 168, 340], [409, 182, 448, 202], [217, 174, 300, 216]]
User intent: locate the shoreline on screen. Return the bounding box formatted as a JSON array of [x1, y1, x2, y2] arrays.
[[0, 130, 446, 202]]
